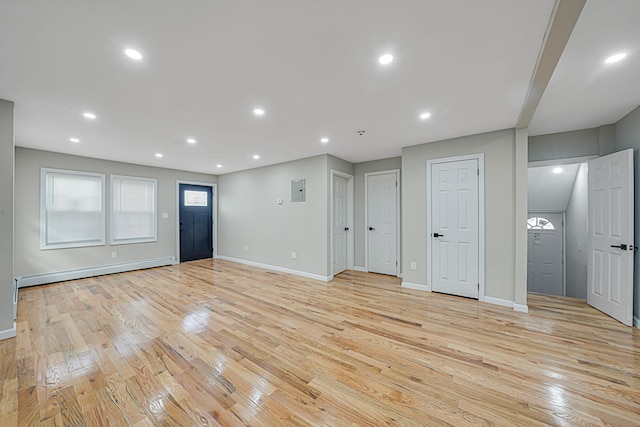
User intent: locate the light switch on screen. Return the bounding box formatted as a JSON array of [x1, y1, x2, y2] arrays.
[[161, 212, 169, 219]]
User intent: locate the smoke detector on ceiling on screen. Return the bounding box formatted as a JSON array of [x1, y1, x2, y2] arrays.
[[356, 130, 365, 136]]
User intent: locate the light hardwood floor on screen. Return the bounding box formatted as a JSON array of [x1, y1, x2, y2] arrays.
[[1, 259, 639, 426]]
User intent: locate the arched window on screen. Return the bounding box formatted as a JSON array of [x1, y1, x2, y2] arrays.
[[527, 217, 555, 230]]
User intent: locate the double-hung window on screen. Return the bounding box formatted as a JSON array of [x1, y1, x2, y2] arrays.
[[41, 168, 106, 249], [110, 175, 157, 245]]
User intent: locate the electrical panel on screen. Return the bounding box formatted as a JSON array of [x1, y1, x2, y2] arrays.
[[291, 179, 306, 202]]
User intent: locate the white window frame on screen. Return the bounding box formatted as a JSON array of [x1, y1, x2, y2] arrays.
[[110, 174, 158, 245], [40, 168, 106, 250]]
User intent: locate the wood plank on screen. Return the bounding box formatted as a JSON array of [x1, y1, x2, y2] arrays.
[[2, 259, 639, 426]]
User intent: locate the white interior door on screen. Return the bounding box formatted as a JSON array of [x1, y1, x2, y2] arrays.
[[588, 149, 634, 326], [332, 175, 348, 275], [367, 172, 397, 275], [431, 159, 479, 298], [527, 213, 564, 296]]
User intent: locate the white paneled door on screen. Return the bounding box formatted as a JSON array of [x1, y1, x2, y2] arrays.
[[367, 172, 398, 275], [588, 149, 634, 326], [527, 212, 564, 296], [332, 175, 348, 275], [431, 159, 479, 299]]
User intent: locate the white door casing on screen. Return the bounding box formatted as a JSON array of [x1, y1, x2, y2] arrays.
[[333, 175, 348, 275], [365, 170, 399, 276], [588, 149, 634, 326], [527, 212, 564, 296], [430, 158, 479, 299]]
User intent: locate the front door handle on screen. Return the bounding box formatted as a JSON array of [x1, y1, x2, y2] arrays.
[[368, 227, 375, 231], [611, 244, 629, 250], [433, 233, 444, 238]]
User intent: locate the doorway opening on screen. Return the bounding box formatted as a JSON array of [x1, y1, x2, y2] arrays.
[[527, 161, 587, 298]]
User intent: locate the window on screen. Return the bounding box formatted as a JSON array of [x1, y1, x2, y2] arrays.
[[527, 217, 555, 230], [184, 190, 208, 206], [41, 168, 106, 249], [111, 175, 157, 244]]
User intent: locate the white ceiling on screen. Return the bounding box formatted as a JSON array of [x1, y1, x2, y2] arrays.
[[0, 1, 638, 175], [528, 163, 580, 211], [529, 0, 640, 135]]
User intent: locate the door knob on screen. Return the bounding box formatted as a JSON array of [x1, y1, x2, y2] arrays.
[[433, 233, 444, 238], [368, 227, 375, 231], [344, 227, 349, 231]]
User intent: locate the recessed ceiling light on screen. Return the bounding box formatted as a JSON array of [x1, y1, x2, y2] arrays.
[[553, 167, 562, 174], [155, 153, 163, 158], [253, 108, 265, 116], [83, 112, 96, 119], [379, 54, 394, 65], [419, 112, 431, 120], [320, 137, 329, 144], [253, 154, 260, 160], [124, 48, 143, 60], [605, 53, 626, 64], [216, 164, 222, 168], [187, 138, 196, 144], [69, 138, 80, 143]]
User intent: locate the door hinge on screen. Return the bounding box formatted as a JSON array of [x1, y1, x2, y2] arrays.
[[395, 181, 398, 187], [477, 169, 479, 176], [477, 283, 480, 290], [396, 261, 398, 266]]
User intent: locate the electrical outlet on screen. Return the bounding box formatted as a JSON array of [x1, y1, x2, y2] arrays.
[[111, 251, 117, 259], [410, 261, 417, 270], [291, 252, 297, 260]]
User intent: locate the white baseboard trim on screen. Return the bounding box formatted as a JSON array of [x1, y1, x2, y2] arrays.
[[514, 303, 529, 313], [353, 266, 366, 272], [482, 296, 514, 308], [401, 282, 430, 292], [481, 296, 529, 313], [216, 256, 332, 282], [634, 316, 640, 329], [0, 323, 16, 340], [15, 257, 176, 289]]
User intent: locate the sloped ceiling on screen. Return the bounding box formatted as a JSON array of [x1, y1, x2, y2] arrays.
[[528, 163, 580, 211]]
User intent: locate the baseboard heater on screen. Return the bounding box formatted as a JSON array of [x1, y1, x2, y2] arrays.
[[15, 256, 176, 289]]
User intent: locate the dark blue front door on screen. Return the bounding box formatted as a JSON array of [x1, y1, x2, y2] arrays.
[[179, 184, 213, 262]]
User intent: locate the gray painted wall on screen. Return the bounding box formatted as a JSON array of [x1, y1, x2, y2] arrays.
[[353, 157, 402, 269], [218, 155, 329, 277], [565, 163, 588, 299], [402, 129, 522, 302], [14, 147, 217, 277], [613, 105, 640, 324], [0, 100, 14, 334], [529, 128, 599, 162], [529, 125, 617, 163]]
